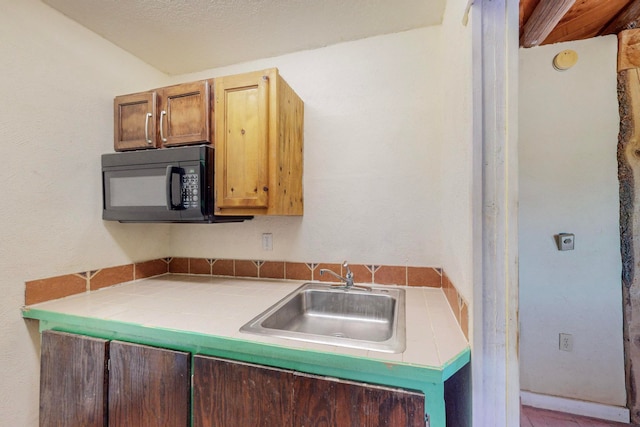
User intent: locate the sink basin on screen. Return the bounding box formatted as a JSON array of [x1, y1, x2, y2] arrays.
[[240, 282, 406, 353]]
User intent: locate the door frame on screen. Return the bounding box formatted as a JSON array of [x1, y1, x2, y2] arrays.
[[471, 1, 520, 426]]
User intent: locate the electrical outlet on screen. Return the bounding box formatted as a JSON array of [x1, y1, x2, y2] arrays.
[[262, 233, 273, 251], [559, 333, 573, 352]]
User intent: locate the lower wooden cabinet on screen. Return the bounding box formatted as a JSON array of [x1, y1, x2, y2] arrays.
[[108, 341, 190, 427], [192, 355, 425, 427], [193, 355, 295, 426], [40, 331, 109, 427], [40, 332, 425, 427], [39, 331, 190, 427], [293, 371, 425, 427]]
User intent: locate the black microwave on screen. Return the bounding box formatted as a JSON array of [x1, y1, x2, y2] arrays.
[[102, 145, 251, 223]]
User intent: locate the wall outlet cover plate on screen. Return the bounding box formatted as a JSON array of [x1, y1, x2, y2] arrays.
[[555, 233, 574, 251]]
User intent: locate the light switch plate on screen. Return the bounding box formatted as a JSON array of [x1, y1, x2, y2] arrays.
[[262, 233, 273, 251], [555, 233, 574, 251]]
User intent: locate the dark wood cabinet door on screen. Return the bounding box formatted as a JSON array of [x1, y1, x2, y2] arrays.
[[192, 355, 294, 427], [39, 330, 109, 427], [159, 80, 210, 147], [292, 371, 337, 426], [114, 91, 157, 151], [293, 372, 425, 427], [108, 341, 190, 427]]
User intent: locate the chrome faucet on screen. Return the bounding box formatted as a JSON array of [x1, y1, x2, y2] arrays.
[[320, 261, 371, 291], [320, 261, 354, 288]]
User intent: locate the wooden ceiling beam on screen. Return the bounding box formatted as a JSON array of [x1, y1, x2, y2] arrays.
[[601, 0, 640, 36], [520, 0, 541, 39], [543, 0, 632, 45], [618, 29, 640, 72], [520, 0, 577, 47]]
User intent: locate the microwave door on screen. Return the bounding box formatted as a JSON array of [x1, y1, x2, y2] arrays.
[[103, 165, 182, 222]]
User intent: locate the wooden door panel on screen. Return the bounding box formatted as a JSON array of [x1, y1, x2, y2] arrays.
[[114, 91, 156, 151], [359, 384, 426, 427], [39, 330, 109, 427], [215, 71, 270, 209], [192, 355, 294, 427], [293, 372, 425, 427], [160, 80, 210, 147], [293, 372, 337, 426], [108, 341, 190, 427]]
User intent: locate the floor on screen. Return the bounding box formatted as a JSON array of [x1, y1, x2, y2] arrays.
[[521, 406, 636, 427]]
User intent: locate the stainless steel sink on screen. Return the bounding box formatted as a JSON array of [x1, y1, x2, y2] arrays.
[[240, 282, 406, 353]]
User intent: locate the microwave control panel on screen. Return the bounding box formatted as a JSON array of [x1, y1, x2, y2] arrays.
[[181, 172, 200, 209]]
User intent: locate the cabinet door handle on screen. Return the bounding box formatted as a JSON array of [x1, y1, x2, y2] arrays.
[[144, 112, 153, 145], [160, 110, 167, 142]]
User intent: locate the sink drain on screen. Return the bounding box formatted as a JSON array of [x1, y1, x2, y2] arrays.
[[332, 332, 347, 338]]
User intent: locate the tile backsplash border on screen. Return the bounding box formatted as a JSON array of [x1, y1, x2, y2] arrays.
[[24, 257, 469, 339]]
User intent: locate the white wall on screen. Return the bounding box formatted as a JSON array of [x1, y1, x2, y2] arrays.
[[439, 0, 474, 304], [167, 27, 445, 267], [0, 1, 172, 425], [519, 36, 626, 406], [0, 2, 476, 424]]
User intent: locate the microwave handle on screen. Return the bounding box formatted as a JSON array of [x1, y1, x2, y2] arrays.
[[165, 166, 184, 210]]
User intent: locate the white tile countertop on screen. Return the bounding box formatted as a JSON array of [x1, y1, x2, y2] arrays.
[[23, 274, 468, 369], [24, 274, 471, 427]]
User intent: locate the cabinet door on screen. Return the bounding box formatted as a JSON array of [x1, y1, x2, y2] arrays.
[[192, 355, 294, 427], [214, 71, 270, 210], [39, 330, 109, 427], [108, 341, 190, 427], [158, 80, 210, 147], [114, 91, 157, 151], [293, 372, 425, 427]]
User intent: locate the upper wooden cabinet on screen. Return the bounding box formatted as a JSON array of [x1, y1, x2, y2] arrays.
[[113, 91, 157, 151], [158, 80, 210, 148], [112, 69, 304, 216], [114, 80, 210, 151], [214, 68, 304, 216]]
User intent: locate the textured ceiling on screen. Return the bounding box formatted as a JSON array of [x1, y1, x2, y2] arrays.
[[42, 0, 446, 75]]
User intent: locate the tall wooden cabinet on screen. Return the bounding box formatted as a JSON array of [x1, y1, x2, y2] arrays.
[[114, 80, 210, 151], [214, 68, 304, 216]]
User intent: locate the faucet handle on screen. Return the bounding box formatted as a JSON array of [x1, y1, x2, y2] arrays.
[[342, 261, 353, 278], [341, 261, 354, 289]]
